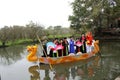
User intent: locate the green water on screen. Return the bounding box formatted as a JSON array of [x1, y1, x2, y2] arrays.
[[0, 41, 120, 80]]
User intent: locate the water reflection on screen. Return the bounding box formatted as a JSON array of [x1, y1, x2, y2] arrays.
[[100, 41, 120, 79], [27, 55, 119, 80], [53, 67, 69, 80], [44, 70, 51, 80], [100, 57, 120, 80], [28, 56, 100, 80], [0, 45, 26, 65], [0, 41, 120, 80], [100, 41, 120, 55], [28, 65, 40, 80], [74, 66, 84, 80]]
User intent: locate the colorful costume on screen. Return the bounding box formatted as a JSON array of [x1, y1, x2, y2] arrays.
[[86, 32, 94, 53], [69, 39, 75, 53], [80, 35, 86, 53], [62, 39, 69, 56], [75, 40, 82, 53]]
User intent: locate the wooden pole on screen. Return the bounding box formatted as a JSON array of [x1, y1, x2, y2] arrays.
[[36, 35, 53, 70]]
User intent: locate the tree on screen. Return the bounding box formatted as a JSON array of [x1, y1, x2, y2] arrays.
[[104, 0, 120, 27], [0, 26, 11, 46], [69, 0, 99, 32], [25, 21, 45, 42], [69, 0, 120, 33], [9, 25, 25, 42]]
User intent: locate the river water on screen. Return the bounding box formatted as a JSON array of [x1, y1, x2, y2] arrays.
[[0, 41, 120, 80]]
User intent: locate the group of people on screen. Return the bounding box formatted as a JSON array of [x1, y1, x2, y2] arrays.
[[42, 32, 95, 57]]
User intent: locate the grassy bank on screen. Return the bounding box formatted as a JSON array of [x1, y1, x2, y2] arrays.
[[0, 34, 80, 48], [0, 39, 34, 48]]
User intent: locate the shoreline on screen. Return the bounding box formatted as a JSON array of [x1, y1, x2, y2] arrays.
[[95, 36, 120, 41], [0, 36, 120, 48]]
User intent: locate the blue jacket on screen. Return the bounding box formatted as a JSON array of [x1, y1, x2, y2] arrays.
[[69, 40, 75, 53]]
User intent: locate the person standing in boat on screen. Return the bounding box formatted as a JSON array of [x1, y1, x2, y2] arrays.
[[46, 41, 56, 57], [46, 38, 59, 57], [57, 39, 64, 57], [69, 36, 75, 55], [80, 34, 87, 53], [51, 38, 59, 57], [75, 38, 82, 54], [53, 38, 59, 45], [52, 38, 64, 57], [62, 37, 69, 56], [86, 32, 94, 53]]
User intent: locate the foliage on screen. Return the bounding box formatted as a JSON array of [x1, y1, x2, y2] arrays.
[[0, 21, 73, 46], [69, 0, 120, 33], [0, 26, 11, 46], [25, 21, 45, 41], [0, 21, 45, 46], [45, 26, 74, 38]]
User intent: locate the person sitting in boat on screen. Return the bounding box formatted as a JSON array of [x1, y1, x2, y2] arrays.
[[75, 38, 82, 55], [62, 37, 69, 56], [80, 33, 87, 53], [69, 36, 75, 56], [85, 32, 94, 53]]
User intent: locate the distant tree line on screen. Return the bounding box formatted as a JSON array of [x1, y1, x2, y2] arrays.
[[1, 0, 119, 47], [0, 21, 73, 47]]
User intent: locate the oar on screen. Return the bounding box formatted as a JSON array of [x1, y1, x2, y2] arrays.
[[36, 35, 53, 70]]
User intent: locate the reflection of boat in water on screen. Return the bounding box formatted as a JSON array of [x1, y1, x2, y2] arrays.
[[28, 56, 100, 80], [28, 65, 40, 80], [27, 40, 99, 64], [39, 55, 100, 70]]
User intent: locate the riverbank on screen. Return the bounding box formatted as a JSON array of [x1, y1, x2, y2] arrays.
[[95, 36, 120, 41], [1, 35, 120, 48], [0, 39, 35, 48]]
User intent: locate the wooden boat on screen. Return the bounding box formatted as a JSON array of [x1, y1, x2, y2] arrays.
[[27, 40, 99, 64], [39, 55, 100, 70], [28, 55, 100, 75]]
